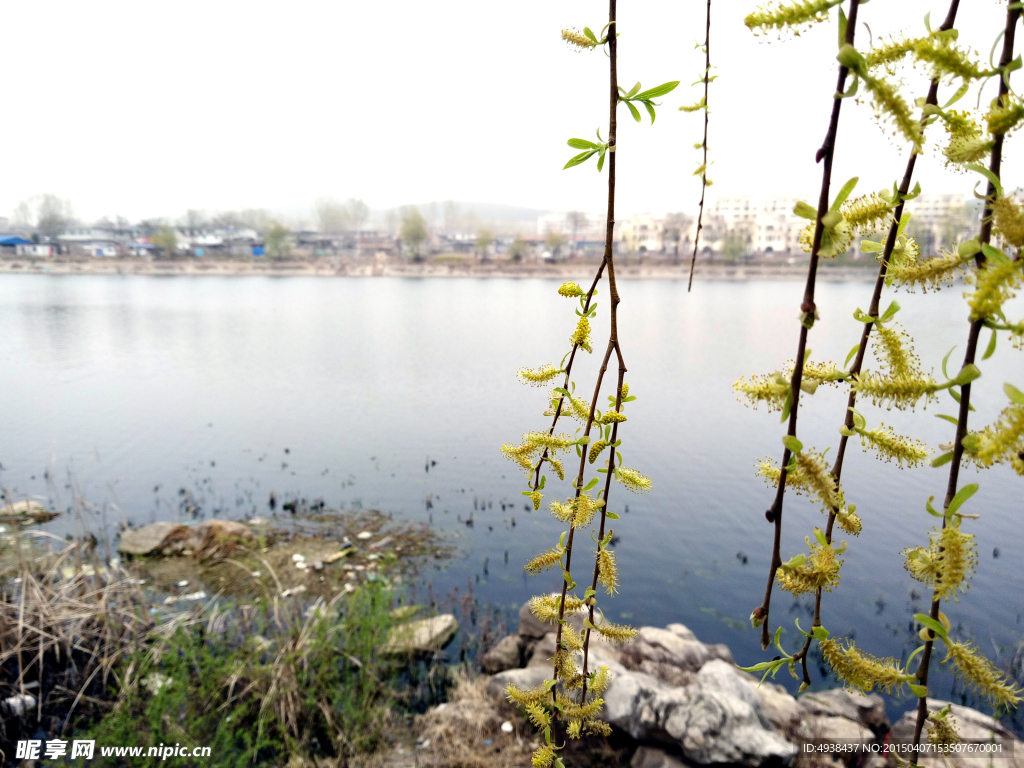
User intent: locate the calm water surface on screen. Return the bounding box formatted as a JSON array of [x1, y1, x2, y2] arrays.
[[1, 274, 1021, 726]]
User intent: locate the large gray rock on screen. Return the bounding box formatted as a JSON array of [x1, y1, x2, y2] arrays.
[[620, 625, 734, 687], [798, 689, 888, 737], [118, 522, 181, 555], [480, 634, 526, 674], [380, 614, 459, 656], [631, 746, 687, 768], [889, 699, 1023, 768]]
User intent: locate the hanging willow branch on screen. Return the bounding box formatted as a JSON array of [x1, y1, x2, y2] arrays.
[[687, 0, 712, 292], [788, 0, 963, 689], [751, 0, 861, 651]]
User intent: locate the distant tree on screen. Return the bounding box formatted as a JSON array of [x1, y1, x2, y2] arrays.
[[316, 199, 349, 235], [443, 200, 460, 232], [151, 225, 178, 257], [12, 201, 33, 229], [264, 221, 291, 259], [566, 211, 588, 254], [400, 208, 427, 259], [345, 198, 369, 233], [545, 231, 565, 259], [663, 212, 692, 262], [508, 236, 530, 262], [476, 228, 494, 259], [37, 194, 72, 239], [184, 209, 206, 232], [721, 227, 747, 260]]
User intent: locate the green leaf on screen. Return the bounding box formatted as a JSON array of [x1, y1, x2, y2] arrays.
[[737, 660, 779, 673], [793, 201, 818, 220], [983, 327, 998, 360], [583, 587, 596, 599], [626, 81, 641, 98], [931, 451, 954, 468], [959, 239, 982, 258], [780, 391, 792, 423], [942, 81, 970, 109], [813, 527, 828, 547], [625, 101, 641, 122], [597, 150, 606, 172], [831, 177, 859, 211], [782, 435, 804, 454], [837, 6, 847, 49], [643, 100, 657, 123], [880, 300, 901, 323], [908, 683, 928, 698], [635, 81, 680, 100], [946, 483, 978, 517], [925, 496, 943, 517], [844, 343, 860, 368], [914, 614, 949, 643], [934, 414, 959, 425], [965, 163, 1003, 200], [811, 625, 830, 640], [1005, 383, 1024, 405], [941, 347, 956, 380], [605, 511, 620, 520], [582, 27, 598, 43], [563, 150, 597, 169], [567, 138, 600, 150], [584, 477, 599, 491], [849, 407, 867, 430]]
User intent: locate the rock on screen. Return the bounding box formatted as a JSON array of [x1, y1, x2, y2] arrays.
[[888, 699, 1023, 768], [118, 522, 181, 555], [798, 689, 888, 737], [381, 614, 459, 655], [488, 664, 549, 702], [2, 693, 37, 717], [620, 625, 734, 687], [117, 519, 256, 559], [0, 500, 58, 525], [517, 598, 552, 640], [480, 635, 526, 674], [632, 746, 688, 768]]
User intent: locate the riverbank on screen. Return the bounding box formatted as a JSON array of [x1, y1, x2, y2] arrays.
[[0, 256, 879, 281]]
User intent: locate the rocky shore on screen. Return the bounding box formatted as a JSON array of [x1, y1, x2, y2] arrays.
[[0, 256, 879, 282], [409, 598, 1024, 768]]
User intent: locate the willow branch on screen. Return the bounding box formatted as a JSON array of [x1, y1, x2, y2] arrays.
[[687, 0, 711, 292], [758, 0, 860, 650], [792, 0, 962, 685], [910, 4, 1019, 757]]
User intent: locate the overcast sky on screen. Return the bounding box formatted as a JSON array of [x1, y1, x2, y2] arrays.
[[1, 1, 1017, 223]]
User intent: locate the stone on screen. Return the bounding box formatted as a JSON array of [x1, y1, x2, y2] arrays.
[[798, 689, 888, 737], [888, 699, 1023, 768], [381, 614, 459, 655], [620, 625, 734, 687], [480, 634, 526, 674], [118, 522, 181, 555], [0, 500, 58, 525], [632, 746, 688, 768]]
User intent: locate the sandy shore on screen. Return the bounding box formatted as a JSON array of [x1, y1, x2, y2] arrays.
[[0, 257, 879, 281]]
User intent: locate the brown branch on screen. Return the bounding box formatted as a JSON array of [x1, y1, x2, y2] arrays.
[[910, 5, 1020, 756], [758, 0, 860, 650], [791, 0, 963, 685], [687, 0, 711, 293]]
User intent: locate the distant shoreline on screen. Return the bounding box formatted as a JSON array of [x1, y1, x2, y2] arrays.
[[0, 257, 879, 281]]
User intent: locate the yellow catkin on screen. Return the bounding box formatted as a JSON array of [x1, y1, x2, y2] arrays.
[[866, 35, 920, 70], [589, 440, 609, 464], [734, 373, 790, 411], [967, 258, 1022, 321], [927, 712, 960, 746], [857, 424, 931, 467], [598, 411, 628, 425], [615, 467, 652, 493], [912, 38, 989, 81], [526, 491, 542, 511], [902, 526, 976, 601], [836, 508, 863, 536], [799, 217, 852, 258], [553, 650, 580, 682], [532, 745, 557, 768], [529, 593, 584, 624], [821, 638, 909, 694], [558, 281, 585, 297], [518, 363, 563, 386], [872, 323, 919, 379], [801, 360, 847, 385], [976, 404, 1024, 466], [525, 703, 551, 729], [777, 543, 841, 595], [505, 681, 551, 707], [525, 545, 565, 575], [843, 192, 895, 233], [594, 620, 638, 644], [987, 94, 1024, 138], [571, 316, 592, 352], [943, 642, 1023, 709], [861, 72, 924, 151], [573, 494, 602, 527], [549, 457, 565, 481], [590, 666, 612, 696], [993, 196, 1024, 250], [566, 720, 582, 739], [744, 0, 840, 35], [562, 623, 585, 653], [890, 248, 970, 292], [561, 28, 597, 51], [597, 548, 619, 595], [756, 457, 814, 497], [792, 450, 842, 512], [851, 371, 939, 410]]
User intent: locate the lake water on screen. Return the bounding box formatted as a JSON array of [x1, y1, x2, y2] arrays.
[[1, 273, 1021, 727]]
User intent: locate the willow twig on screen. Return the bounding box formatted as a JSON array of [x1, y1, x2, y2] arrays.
[[688, 0, 712, 293], [757, 0, 860, 650]]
